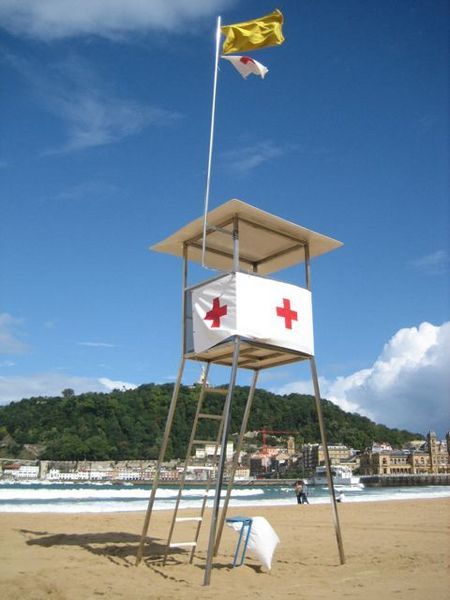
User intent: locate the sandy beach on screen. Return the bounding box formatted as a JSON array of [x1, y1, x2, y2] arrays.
[[0, 498, 448, 600]]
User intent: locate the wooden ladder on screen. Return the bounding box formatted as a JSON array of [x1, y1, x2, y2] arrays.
[[135, 358, 260, 576], [162, 386, 227, 564]]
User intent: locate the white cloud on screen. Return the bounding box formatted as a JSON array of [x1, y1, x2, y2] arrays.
[[5, 53, 181, 153], [0, 373, 137, 404], [98, 377, 137, 391], [222, 140, 289, 173], [0, 0, 234, 40], [274, 322, 450, 436], [0, 313, 30, 354], [46, 93, 179, 154], [410, 250, 449, 276]]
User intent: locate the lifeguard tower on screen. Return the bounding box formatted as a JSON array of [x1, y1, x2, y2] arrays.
[[136, 199, 345, 585]]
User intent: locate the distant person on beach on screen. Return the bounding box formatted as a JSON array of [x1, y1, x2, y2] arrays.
[[301, 480, 309, 504], [294, 480, 309, 504], [294, 480, 303, 504]]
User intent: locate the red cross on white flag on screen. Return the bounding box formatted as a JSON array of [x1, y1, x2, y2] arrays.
[[276, 298, 298, 329], [204, 297, 228, 328], [221, 55, 269, 79]]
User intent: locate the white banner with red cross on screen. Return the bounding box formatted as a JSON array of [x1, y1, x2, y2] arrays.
[[191, 273, 314, 356]]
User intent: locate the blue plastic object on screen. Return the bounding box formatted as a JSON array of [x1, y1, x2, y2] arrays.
[[226, 516, 253, 567]]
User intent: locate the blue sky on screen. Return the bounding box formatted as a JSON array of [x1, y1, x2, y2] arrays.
[[0, 1, 448, 437]]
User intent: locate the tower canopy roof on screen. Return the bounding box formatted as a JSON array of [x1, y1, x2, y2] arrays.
[[151, 199, 343, 275]]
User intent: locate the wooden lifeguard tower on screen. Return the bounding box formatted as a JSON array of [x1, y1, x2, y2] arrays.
[[136, 198, 345, 585]]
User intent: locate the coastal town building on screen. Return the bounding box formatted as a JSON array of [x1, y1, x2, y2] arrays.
[[48, 468, 90, 481], [249, 452, 270, 476], [234, 467, 251, 480], [359, 432, 450, 475], [2, 463, 40, 479], [301, 443, 354, 473], [159, 468, 180, 481], [195, 442, 234, 461], [428, 431, 449, 474], [247, 445, 301, 477], [185, 465, 217, 481], [2, 431, 449, 482], [287, 436, 296, 456]]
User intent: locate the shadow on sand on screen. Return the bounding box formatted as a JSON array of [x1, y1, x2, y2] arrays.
[[21, 529, 177, 567], [19, 528, 262, 579]]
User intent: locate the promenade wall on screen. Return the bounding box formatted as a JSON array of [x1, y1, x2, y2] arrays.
[[360, 473, 450, 486]]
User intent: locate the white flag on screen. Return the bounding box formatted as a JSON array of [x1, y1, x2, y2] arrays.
[[221, 55, 269, 79], [191, 273, 314, 356], [236, 274, 314, 356], [192, 274, 236, 353]]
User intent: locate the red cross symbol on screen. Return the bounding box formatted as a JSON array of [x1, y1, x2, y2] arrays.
[[276, 298, 298, 329], [204, 297, 228, 328]]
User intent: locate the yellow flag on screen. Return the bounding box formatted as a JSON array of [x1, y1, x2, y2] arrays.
[[221, 9, 285, 55]]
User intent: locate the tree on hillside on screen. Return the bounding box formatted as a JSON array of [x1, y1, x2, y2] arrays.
[[0, 385, 424, 461]]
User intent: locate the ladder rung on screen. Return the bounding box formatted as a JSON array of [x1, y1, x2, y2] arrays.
[[198, 413, 223, 421], [169, 542, 197, 548], [175, 517, 203, 522]]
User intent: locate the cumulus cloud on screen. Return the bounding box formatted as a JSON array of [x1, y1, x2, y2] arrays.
[[0, 313, 30, 354], [274, 322, 450, 436], [4, 53, 181, 153], [0, 373, 137, 404], [0, 0, 234, 40]]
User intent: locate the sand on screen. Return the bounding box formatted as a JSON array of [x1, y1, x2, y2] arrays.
[[0, 498, 448, 600]]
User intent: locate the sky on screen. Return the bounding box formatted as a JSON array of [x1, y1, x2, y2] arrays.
[[0, 1, 449, 438]]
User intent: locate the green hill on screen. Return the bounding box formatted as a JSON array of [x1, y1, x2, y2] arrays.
[[0, 384, 422, 460]]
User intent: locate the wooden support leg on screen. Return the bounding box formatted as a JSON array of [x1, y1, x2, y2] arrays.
[[309, 356, 345, 565]]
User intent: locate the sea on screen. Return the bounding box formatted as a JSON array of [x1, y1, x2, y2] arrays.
[[1, 480, 449, 513]]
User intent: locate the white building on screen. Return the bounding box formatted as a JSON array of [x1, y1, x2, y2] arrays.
[[117, 469, 141, 481], [3, 464, 40, 479], [47, 469, 90, 481], [186, 465, 217, 481], [17, 465, 40, 479], [195, 442, 234, 461], [234, 467, 251, 480]]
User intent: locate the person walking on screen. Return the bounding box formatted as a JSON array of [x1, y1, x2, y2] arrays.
[[300, 480, 309, 504], [294, 480, 304, 504]]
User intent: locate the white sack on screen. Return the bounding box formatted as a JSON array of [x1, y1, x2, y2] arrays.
[[227, 516, 280, 571]]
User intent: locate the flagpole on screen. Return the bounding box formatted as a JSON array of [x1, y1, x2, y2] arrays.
[[201, 15, 222, 266]]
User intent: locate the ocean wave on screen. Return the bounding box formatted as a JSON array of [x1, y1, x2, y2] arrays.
[[0, 483, 448, 513], [0, 496, 294, 514], [0, 485, 265, 502]]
